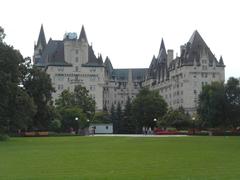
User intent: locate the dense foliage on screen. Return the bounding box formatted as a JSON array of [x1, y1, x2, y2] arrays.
[[55, 85, 95, 132], [131, 88, 168, 133], [0, 27, 55, 134], [198, 78, 240, 129]]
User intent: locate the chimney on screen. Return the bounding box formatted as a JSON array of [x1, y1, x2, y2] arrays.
[[180, 45, 185, 56], [167, 49, 174, 67]]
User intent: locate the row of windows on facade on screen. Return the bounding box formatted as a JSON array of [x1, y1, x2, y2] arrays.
[[193, 72, 215, 78], [104, 92, 137, 99], [158, 82, 184, 94], [104, 99, 130, 106], [55, 66, 97, 73], [104, 85, 139, 92], [57, 84, 96, 91], [56, 76, 98, 82], [169, 98, 184, 105], [194, 65, 217, 70]]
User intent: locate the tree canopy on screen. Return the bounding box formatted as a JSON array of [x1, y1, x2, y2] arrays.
[[131, 88, 168, 133], [23, 67, 55, 130], [198, 78, 240, 129], [55, 85, 95, 132]]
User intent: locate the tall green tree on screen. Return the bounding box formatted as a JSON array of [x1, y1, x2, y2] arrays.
[[9, 88, 36, 132], [115, 102, 122, 133], [198, 81, 226, 128], [121, 97, 135, 134], [225, 77, 240, 127], [74, 85, 95, 119], [23, 67, 55, 130], [55, 85, 95, 132], [110, 104, 117, 133], [0, 28, 36, 133], [132, 88, 168, 133]]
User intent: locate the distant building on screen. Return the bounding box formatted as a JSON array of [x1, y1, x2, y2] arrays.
[[34, 25, 225, 114], [143, 31, 225, 113], [89, 123, 113, 134]]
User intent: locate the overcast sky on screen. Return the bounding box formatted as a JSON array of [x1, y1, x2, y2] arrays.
[[1, 0, 239, 79]]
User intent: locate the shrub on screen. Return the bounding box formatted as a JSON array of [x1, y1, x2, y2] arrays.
[[0, 134, 9, 141]]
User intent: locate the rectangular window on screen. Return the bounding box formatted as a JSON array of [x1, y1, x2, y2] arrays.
[[57, 76, 64, 81], [76, 57, 79, 63], [90, 85, 96, 91], [58, 84, 63, 90], [75, 66, 78, 72], [57, 67, 64, 72], [76, 49, 79, 54], [90, 68, 96, 73]]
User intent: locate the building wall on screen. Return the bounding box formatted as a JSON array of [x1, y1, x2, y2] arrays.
[[89, 123, 113, 134], [103, 69, 143, 110], [46, 39, 104, 111], [143, 51, 225, 114]]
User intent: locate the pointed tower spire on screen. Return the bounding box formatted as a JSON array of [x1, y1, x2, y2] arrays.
[[157, 38, 167, 63], [219, 56, 224, 65], [79, 25, 88, 43], [160, 38, 166, 51], [37, 24, 46, 49]]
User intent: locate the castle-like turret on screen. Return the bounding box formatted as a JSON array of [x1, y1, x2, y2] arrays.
[[79, 25, 88, 43], [34, 24, 47, 64]]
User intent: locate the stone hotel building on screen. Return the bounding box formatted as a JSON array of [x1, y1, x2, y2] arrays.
[[34, 25, 225, 113]]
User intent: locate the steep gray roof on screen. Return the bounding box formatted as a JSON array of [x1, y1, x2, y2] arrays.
[[147, 39, 167, 80], [104, 57, 114, 77], [82, 45, 104, 67], [35, 39, 71, 67], [181, 30, 218, 66]]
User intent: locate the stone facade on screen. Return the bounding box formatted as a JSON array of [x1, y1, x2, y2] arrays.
[[143, 31, 225, 113], [34, 26, 225, 113]]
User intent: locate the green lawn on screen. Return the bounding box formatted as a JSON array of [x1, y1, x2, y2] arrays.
[[0, 136, 240, 179]]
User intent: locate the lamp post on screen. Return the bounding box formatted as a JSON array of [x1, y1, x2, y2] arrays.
[[75, 117, 79, 135], [192, 116, 195, 135], [153, 118, 157, 134]]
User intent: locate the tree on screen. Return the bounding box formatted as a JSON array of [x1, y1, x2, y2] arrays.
[[93, 111, 111, 123], [23, 67, 55, 130], [60, 107, 86, 133], [110, 104, 117, 133], [49, 119, 62, 132], [9, 88, 36, 132], [159, 107, 191, 130], [74, 85, 95, 119], [132, 88, 168, 133], [115, 102, 122, 133], [0, 26, 5, 42], [225, 77, 240, 128], [198, 81, 226, 128], [55, 85, 95, 132], [0, 31, 36, 133], [121, 97, 135, 134]]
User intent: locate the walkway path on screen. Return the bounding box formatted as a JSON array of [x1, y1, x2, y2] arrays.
[[93, 134, 188, 137]]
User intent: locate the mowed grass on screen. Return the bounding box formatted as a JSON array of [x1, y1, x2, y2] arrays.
[[0, 136, 240, 180]]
